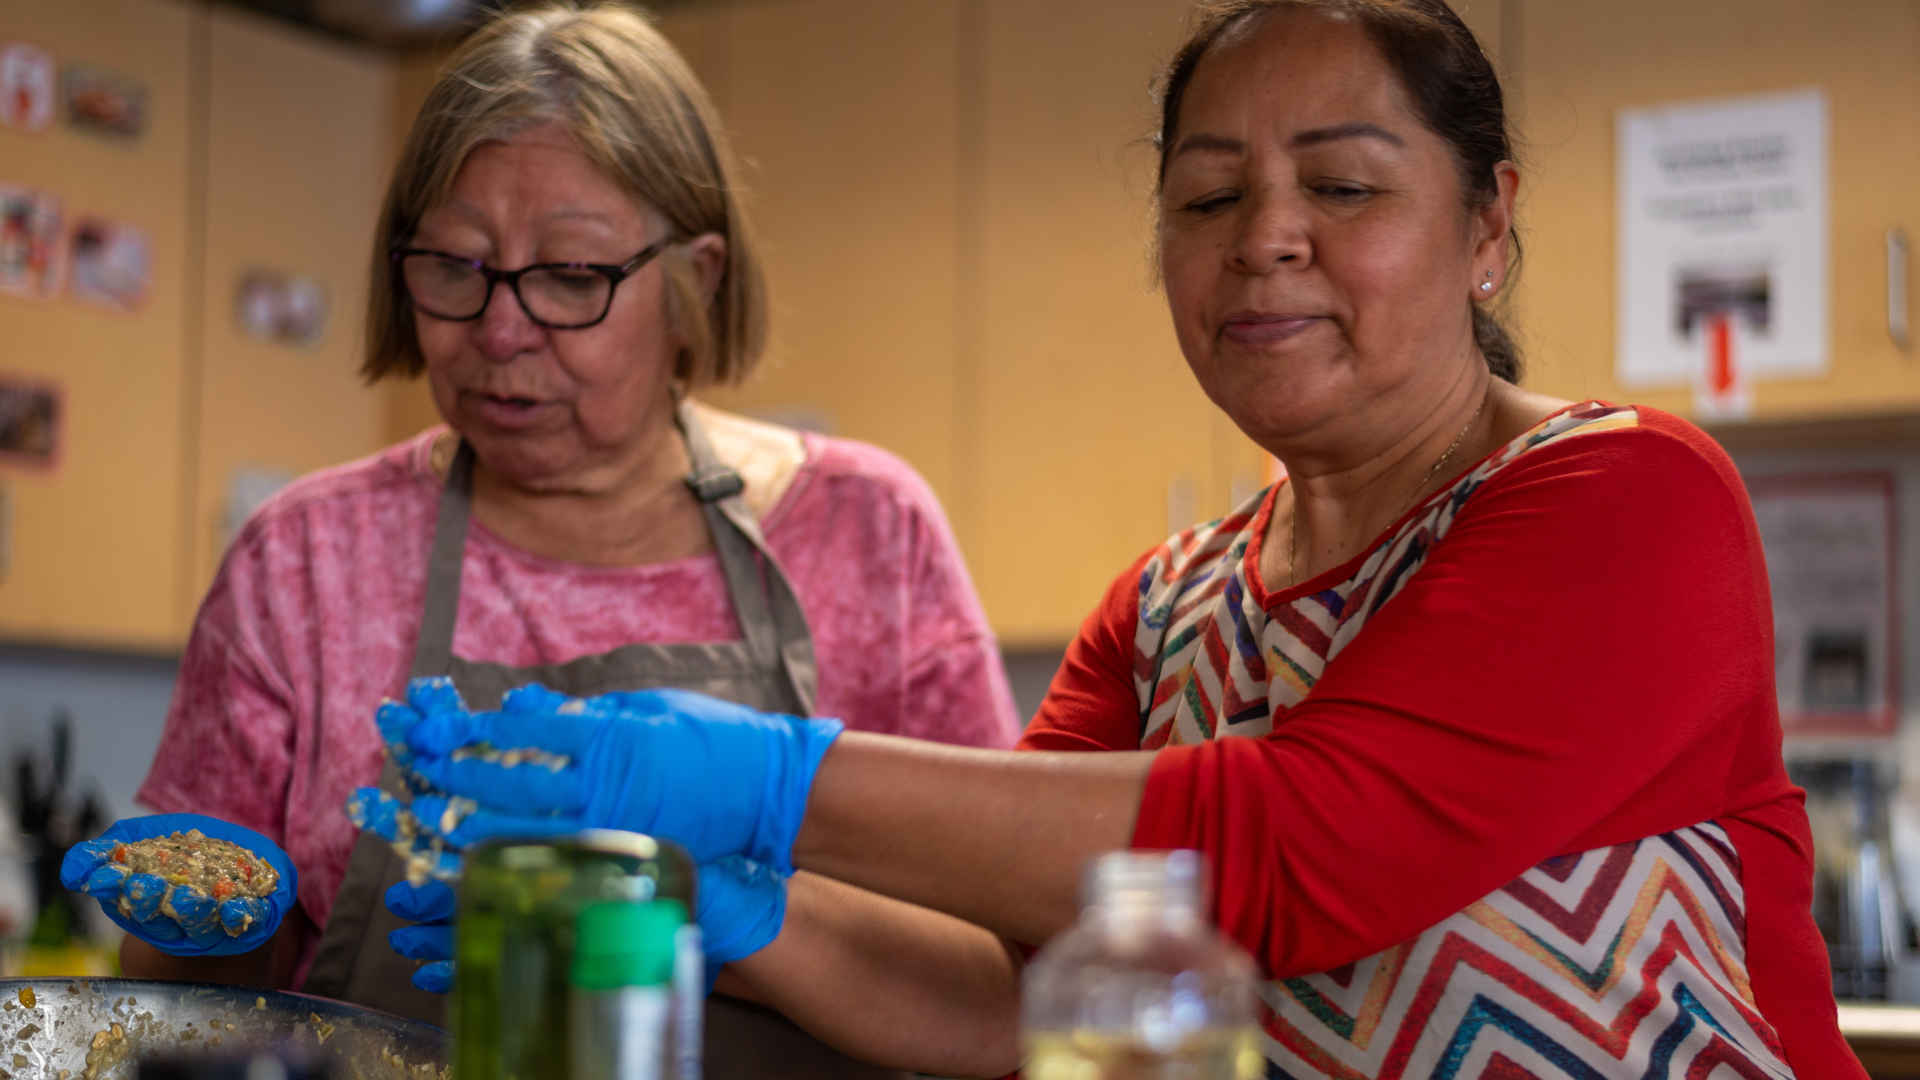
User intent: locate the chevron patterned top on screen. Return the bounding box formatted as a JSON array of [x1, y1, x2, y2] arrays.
[[1126, 403, 1800, 1079]]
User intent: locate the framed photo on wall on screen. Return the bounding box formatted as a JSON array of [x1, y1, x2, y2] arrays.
[[1749, 472, 1898, 736]]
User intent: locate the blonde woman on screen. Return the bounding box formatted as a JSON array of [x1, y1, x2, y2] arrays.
[[78, 5, 1018, 1076]]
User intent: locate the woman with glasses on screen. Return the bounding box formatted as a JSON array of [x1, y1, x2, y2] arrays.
[[82, 5, 1019, 1075]]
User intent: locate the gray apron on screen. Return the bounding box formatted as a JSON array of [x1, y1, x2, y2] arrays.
[[303, 406, 907, 1079]]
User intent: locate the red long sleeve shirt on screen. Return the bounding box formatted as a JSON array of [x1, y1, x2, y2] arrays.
[[1021, 405, 1859, 1079]]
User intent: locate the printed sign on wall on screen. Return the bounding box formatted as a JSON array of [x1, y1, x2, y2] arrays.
[[62, 63, 146, 142], [0, 41, 55, 134], [1616, 89, 1829, 401], [0, 183, 64, 301], [1750, 473, 1897, 737], [70, 216, 150, 312], [0, 374, 61, 472], [235, 269, 328, 348]]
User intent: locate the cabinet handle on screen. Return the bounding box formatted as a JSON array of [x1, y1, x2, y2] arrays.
[[1890, 227, 1910, 352]]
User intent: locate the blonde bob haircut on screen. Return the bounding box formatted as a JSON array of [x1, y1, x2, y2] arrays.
[[362, 1, 767, 387]]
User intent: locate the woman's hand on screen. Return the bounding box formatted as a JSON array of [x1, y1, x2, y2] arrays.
[[696, 855, 788, 990], [379, 855, 788, 998], [61, 814, 298, 957], [394, 684, 843, 873], [385, 879, 457, 993]]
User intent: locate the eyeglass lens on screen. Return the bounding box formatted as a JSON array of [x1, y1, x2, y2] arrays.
[[401, 254, 615, 328]]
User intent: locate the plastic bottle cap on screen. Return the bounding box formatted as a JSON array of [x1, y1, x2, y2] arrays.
[[571, 899, 689, 989]]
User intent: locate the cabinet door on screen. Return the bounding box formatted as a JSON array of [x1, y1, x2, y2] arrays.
[[1518, 0, 1920, 419], [0, 0, 196, 650], [670, 0, 967, 508], [668, 0, 1275, 643], [968, 0, 1266, 643], [189, 8, 393, 606]]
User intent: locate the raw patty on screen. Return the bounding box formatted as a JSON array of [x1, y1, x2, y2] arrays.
[[111, 830, 278, 901]]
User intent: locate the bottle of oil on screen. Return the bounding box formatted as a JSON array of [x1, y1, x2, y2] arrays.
[[1023, 850, 1265, 1080], [452, 830, 699, 1080]]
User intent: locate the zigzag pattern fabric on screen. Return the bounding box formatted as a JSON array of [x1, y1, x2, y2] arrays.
[[1127, 403, 1798, 1079]]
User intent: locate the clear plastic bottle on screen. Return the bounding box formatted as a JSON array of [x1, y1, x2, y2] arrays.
[[1023, 850, 1265, 1080]]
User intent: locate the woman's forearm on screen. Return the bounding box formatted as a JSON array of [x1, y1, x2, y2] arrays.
[[729, 871, 1025, 1077], [793, 734, 1154, 945]]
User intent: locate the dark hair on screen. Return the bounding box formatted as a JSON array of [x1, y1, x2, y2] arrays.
[[1155, 0, 1522, 382]]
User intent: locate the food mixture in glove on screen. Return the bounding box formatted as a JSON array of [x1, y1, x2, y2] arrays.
[[97, 830, 279, 935], [353, 676, 569, 886]]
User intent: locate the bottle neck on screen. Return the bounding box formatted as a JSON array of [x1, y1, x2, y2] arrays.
[[1082, 851, 1207, 934]]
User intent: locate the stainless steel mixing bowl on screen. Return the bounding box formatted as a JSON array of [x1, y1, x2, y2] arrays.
[[0, 977, 447, 1079]]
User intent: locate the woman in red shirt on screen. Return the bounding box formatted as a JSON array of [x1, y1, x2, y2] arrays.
[[383, 1, 1860, 1077]]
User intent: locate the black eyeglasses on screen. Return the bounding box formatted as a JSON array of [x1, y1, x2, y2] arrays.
[[393, 236, 676, 330]]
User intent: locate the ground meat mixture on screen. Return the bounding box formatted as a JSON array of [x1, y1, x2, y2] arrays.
[[110, 831, 277, 901]]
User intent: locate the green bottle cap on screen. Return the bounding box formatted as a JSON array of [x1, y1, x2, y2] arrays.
[[571, 899, 689, 990]]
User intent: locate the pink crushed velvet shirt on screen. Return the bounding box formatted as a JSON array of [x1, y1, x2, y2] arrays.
[[138, 427, 1021, 981]]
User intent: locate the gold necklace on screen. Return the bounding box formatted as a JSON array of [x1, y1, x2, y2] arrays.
[[1287, 389, 1491, 588]]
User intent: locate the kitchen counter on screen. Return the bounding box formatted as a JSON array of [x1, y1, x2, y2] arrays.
[[1840, 1004, 1920, 1078]]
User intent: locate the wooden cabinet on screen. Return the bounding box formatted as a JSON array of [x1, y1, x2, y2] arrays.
[[0, 0, 395, 649], [0, 0, 198, 651], [668, 0, 1272, 644], [663, 0, 968, 508], [188, 9, 392, 601], [12, 0, 1918, 651], [1514, 0, 1920, 420], [964, 0, 1248, 644]]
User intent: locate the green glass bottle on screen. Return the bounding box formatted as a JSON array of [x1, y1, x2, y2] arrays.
[[452, 830, 698, 1080]]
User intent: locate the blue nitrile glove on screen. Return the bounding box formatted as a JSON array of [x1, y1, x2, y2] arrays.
[[376, 676, 471, 783], [386, 879, 456, 993], [400, 684, 844, 873], [346, 785, 460, 993], [345, 788, 463, 882], [61, 813, 298, 957], [697, 855, 787, 994], [383, 859, 787, 997]]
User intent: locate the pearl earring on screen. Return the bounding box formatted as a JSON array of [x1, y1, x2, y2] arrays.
[[1479, 271, 1495, 292]]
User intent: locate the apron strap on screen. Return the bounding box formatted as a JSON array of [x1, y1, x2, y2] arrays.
[[411, 440, 475, 682], [680, 404, 819, 716]]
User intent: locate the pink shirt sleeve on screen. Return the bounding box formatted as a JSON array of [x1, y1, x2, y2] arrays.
[[785, 434, 1022, 749], [137, 545, 309, 896]]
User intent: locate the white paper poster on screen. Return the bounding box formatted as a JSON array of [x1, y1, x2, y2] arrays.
[[1749, 474, 1896, 737], [1617, 89, 1828, 389], [0, 42, 55, 134]]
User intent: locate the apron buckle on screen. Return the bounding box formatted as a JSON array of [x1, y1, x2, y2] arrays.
[[686, 465, 746, 503]]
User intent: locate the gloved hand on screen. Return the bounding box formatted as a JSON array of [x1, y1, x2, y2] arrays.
[[61, 813, 298, 957], [382, 857, 786, 997], [386, 879, 456, 993], [397, 684, 843, 873], [696, 855, 787, 993]]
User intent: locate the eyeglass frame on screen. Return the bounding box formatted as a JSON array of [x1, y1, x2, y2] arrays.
[[390, 234, 677, 330]]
